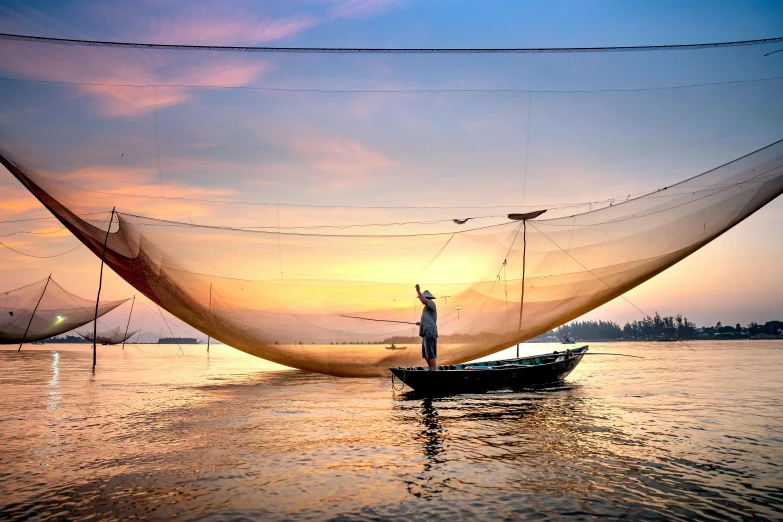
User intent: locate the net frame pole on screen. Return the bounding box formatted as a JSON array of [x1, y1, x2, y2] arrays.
[[517, 220, 528, 358], [207, 283, 211, 353], [18, 274, 50, 351], [508, 210, 546, 359], [93, 207, 115, 370], [121, 295, 135, 350], [515, 223, 526, 358]]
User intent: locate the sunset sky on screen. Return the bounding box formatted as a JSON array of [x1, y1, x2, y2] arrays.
[[0, 0, 782, 340]]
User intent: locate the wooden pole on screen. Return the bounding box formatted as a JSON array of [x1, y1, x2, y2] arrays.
[[121, 295, 135, 351], [19, 274, 51, 351], [508, 211, 545, 358], [518, 221, 527, 330], [93, 208, 115, 370], [207, 282, 212, 352], [516, 221, 528, 358]]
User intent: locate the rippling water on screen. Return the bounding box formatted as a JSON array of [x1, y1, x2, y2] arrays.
[[0, 341, 781, 520]]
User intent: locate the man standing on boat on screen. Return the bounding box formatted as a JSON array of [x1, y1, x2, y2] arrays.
[[415, 284, 438, 371]]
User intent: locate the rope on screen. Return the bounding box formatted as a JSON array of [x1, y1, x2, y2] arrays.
[[118, 211, 513, 238], [136, 300, 169, 335], [0, 206, 112, 259], [470, 221, 524, 331], [17, 168, 644, 210], [155, 303, 184, 354], [4, 74, 781, 94], [2, 32, 781, 53], [0, 276, 50, 294], [18, 145, 781, 216], [581, 352, 644, 359], [0, 212, 106, 225], [521, 91, 532, 207], [0, 226, 66, 237], [340, 315, 418, 325], [52, 214, 117, 333], [417, 233, 455, 275], [154, 86, 164, 199], [0, 240, 82, 258], [529, 221, 696, 351], [135, 299, 200, 340], [391, 370, 406, 392], [243, 217, 503, 230]]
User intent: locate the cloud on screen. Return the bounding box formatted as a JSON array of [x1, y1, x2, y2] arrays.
[[0, 195, 43, 214], [311, 140, 392, 176], [0, 1, 408, 118], [141, 1, 402, 45], [330, 0, 402, 18], [147, 13, 318, 45], [0, 40, 270, 116], [82, 84, 190, 117], [84, 60, 268, 117]]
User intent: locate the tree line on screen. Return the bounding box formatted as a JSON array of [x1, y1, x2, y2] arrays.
[[546, 314, 782, 341]]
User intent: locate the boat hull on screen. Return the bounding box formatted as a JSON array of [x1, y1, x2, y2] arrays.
[[390, 346, 587, 395]]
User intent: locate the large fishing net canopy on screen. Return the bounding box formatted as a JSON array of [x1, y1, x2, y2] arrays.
[[0, 35, 781, 375], [78, 326, 138, 345], [0, 277, 128, 344]]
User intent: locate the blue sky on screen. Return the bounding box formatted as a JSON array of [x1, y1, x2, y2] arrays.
[[1, 0, 782, 47]]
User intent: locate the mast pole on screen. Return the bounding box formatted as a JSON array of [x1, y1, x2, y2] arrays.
[[508, 210, 546, 358], [121, 295, 135, 351], [207, 282, 212, 353], [518, 221, 527, 331], [517, 220, 527, 358], [19, 274, 51, 351], [93, 207, 115, 371]]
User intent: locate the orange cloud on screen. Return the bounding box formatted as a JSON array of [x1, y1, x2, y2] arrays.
[[83, 60, 269, 117], [0, 195, 43, 214], [312, 141, 393, 174], [0, 41, 269, 117], [82, 85, 190, 118]]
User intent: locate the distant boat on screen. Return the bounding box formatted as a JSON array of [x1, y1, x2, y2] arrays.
[[390, 346, 588, 395], [385, 343, 406, 350], [561, 336, 576, 344]]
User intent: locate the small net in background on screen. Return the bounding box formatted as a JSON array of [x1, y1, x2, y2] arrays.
[[0, 277, 128, 344], [78, 326, 139, 345]]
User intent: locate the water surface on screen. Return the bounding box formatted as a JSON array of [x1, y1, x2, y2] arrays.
[[1, 341, 781, 520]]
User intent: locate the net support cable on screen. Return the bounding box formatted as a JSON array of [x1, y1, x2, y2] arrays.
[[121, 295, 135, 351], [1, 32, 781, 53]]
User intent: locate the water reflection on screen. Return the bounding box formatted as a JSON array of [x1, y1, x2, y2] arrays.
[[1, 343, 782, 521], [396, 385, 615, 504], [47, 350, 59, 411], [408, 398, 447, 499]]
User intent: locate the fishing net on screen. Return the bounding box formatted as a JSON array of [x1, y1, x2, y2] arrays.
[[0, 35, 781, 374], [78, 326, 138, 345], [0, 277, 128, 344]]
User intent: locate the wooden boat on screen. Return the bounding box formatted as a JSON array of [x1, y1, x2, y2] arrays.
[[390, 346, 588, 395]]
